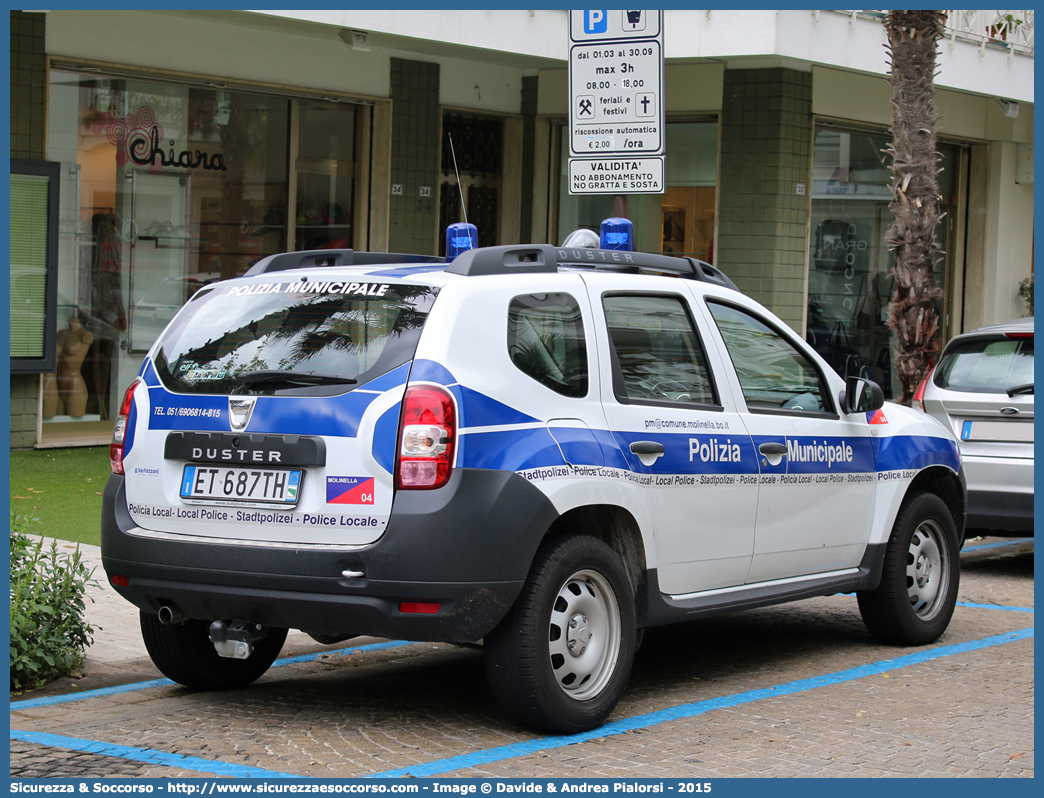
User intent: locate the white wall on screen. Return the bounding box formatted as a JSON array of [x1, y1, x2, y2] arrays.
[[46, 10, 528, 114], [439, 59, 523, 114], [253, 9, 567, 64], [47, 10, 392, 99], [662, 10, 1032, 104], [813, 66, 1035, 144], [984, 141, 1035, 323]]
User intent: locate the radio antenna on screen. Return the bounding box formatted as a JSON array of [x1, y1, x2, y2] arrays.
[[447, 132, 473, 244]]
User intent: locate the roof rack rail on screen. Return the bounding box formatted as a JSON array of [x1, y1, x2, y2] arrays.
[[244, 249, 445, 276], [444, 244, 559, 276], [556, 247, 739, 291], [447, 243, 738, 291]]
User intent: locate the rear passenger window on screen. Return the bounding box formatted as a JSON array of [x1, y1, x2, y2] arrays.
[[603, 294, 716, 406], [508, 293, 588, 397]]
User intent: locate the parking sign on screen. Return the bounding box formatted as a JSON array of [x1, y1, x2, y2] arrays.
[[568, 9, 664, 192]]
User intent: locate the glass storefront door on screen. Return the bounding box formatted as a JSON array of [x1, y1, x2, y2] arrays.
[[807, 128, 960, 400], [293, 102, 356, 251], [439, 113, 503, 254]]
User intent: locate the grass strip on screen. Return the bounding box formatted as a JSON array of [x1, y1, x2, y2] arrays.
[[9, 446, 110, 546]]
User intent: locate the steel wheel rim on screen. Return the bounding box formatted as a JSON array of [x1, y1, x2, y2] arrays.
[[547, 569, 621, 701], [906, 519, 948, 620]]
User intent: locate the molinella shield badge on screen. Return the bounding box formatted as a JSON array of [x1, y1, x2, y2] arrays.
[[228, 397, 256, 431]]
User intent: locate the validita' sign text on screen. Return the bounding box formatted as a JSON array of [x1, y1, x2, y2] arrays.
[[130, 126, 227, 172]]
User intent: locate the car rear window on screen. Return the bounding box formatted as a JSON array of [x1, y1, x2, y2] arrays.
[[152, 277, 438, 395], [935, 335, 1034, 393]]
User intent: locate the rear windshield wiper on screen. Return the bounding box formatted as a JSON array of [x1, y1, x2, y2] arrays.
[[238, 369, 358, 387], [1006, 383, 1033, 396]]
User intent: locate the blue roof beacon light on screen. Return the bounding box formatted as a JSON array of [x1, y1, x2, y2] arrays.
[[600, 217, 634, 251], [446, 223, 478, 259]]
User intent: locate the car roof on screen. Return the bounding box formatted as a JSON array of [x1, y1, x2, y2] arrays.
[[955, 317, 1033, 338], [942, 317, 1034, 355]]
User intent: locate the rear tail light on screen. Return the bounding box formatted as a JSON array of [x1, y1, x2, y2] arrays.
[[912, 369, 933, 413], [399, 602, 441, 614], [110, 378, 142, 475], [1005, 332, 1033, 339], [396, 385, 455, 490]]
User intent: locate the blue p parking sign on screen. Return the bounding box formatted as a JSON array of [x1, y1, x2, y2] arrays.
[[584, 10, 607, 34]]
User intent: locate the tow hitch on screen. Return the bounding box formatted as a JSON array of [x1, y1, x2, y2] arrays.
[[209, 619, 268, 659]]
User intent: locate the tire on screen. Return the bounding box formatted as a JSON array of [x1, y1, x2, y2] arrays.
[[857, 491, 960, 646], [140, 612, 288, 690], [484, 534, 636, 734]]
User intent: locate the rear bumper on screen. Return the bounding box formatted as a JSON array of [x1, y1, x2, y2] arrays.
[[101, 468, 559, 642], [962, 454, 1033, 495], [966, 489, 1034, 535], [961, 455, 1033, 534]]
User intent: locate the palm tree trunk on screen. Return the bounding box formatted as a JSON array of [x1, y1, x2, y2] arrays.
[[884, 10, 947, 405]]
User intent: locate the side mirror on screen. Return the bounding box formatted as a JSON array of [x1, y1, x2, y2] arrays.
[[840, 375, 885, 415]]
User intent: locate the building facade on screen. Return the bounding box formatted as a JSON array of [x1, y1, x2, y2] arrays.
[[9, 9, 1034, 449]]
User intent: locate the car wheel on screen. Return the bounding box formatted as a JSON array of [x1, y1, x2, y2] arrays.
[[140, 611, 288, 690], [857, 491, 960, 646], [485, 534, 636, 734]]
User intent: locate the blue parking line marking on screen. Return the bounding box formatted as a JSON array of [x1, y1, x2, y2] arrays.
[[10, 677, 176, 711], [269, 638, 411, 668], [962, 537, 1032, 553], [9, 729, 300, 778], [10, 625, 1032, 778], [368, 627, 1034, 778], [9, 640, 413, 711], [956, 601, 1033, 613]]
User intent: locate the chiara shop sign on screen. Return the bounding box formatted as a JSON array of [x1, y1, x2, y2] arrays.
[[129, 125, 227, 172], [90, 105, 226, 173]]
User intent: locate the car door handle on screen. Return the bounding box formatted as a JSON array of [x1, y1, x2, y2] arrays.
[[629, 441, 665, 467], [630, 441, 665, 455], [759, 442, 788, 456]]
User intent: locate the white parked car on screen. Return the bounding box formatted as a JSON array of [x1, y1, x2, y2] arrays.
[[916, 317, 1033, 537], [102, 232, 965, 734]]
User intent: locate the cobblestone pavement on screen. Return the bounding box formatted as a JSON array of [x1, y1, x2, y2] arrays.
[[9, 537, 1033, 779]]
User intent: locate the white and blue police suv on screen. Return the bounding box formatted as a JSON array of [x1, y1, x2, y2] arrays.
[[103, 228, 965, 734]]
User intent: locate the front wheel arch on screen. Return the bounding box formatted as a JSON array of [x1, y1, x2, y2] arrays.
[[906, 467, 966, 546]]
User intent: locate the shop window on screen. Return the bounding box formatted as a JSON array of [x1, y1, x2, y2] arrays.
[[10, 160, 60, 373], [807, 128, 960, 399], [440, 113, 502, 254], [44, 71, 292, 442]]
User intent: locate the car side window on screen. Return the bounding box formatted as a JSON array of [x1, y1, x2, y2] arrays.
[[603, 294, 716, 406], [707, 300, 833, 414], [508, 293, 588, 398]]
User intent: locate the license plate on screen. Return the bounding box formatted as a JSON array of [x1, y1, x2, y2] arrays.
[[961, 420, 1034, 443], [180, 465, 302, 505]]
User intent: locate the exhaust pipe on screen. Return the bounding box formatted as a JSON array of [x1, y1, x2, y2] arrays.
[[158, 605, 186, 625]]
